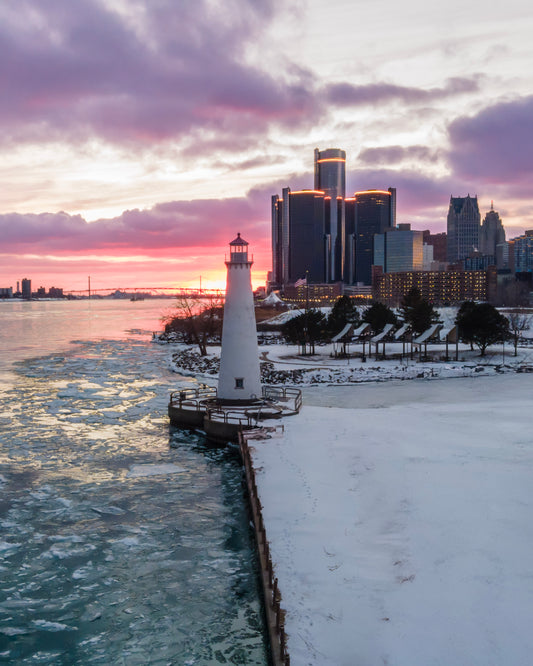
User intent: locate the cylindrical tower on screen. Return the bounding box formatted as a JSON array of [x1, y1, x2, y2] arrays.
[[218, 233, 262, 403], [314, 148, 346, 281]]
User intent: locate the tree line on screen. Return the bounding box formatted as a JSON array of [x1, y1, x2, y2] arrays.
[[280, 289, 530, 357], [161, 289, 530, 358]]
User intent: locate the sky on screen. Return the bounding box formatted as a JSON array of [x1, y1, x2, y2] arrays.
[[0, 0, 532, 292]]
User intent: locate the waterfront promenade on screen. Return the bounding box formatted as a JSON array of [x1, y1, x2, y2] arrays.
[[248, 373, 533, 665]]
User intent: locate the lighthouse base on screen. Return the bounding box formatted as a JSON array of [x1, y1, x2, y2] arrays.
[[168, 385, 302, 445]]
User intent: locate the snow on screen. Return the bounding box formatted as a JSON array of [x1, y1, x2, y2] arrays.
[[162, 317, 533, 663], [250, 374, 533, 665], [261, 291, 284, 305]]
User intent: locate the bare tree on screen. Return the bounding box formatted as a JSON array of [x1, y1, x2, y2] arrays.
[[162, 294, 223, 356], [507, 310, 532, 356]]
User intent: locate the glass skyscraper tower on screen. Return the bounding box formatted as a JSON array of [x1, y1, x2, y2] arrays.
[[314, 148, 346, 282], [270, 149, 396, 290], [353, 188, 396, 285]]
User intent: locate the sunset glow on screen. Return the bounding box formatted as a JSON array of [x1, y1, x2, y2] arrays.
[[0, 0, 531, 293]]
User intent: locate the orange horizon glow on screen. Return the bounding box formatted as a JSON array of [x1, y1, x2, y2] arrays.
[[0, 253, 270, 294]]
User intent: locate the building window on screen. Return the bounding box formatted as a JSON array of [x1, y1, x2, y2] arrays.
[[235, 378, 244, 389]]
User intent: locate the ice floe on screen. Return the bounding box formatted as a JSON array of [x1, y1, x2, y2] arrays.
[[126, 463, 186, 477]]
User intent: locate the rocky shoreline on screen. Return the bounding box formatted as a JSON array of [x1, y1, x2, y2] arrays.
[[164, 345, 528, 386]]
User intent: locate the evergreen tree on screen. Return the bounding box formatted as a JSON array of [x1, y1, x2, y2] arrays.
[[455, 302, 510, 356], [327, 295, 359, 336], [400, 287, 439, 334], [281, 309, 327, 354], [362, 302, 398, 335]]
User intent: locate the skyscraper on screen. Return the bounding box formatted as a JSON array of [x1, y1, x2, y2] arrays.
[[446, 195, 481, 263], [271, 149, 397, 291], [354, 188, 396, 285], [271, 188, 329, 286], [314, 148, 346, 282], [344, 197, 356, 284], [479, 202, 505, 258]]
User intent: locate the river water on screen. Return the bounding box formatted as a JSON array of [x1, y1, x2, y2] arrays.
[[0, 299, 268, 664]]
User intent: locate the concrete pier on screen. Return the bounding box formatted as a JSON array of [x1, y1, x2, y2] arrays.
[[239, 430, 290, 666]]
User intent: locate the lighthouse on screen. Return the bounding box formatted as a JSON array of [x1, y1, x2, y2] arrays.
[[218, 233, 262, 403]]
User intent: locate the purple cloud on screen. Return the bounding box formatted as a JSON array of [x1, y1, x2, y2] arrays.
[[325, 77, 480, 107], [357, 145, 440, 165], [447, 95, 533, 184], [0, 0, 318, 146]]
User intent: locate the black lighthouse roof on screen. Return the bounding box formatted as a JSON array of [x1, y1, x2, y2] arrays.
[[229, 232, 248, 246]]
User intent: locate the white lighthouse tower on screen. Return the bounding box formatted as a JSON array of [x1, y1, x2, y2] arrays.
[[218, 233, 262, 403]]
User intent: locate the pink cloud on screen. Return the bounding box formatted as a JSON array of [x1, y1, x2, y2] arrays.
[[0, 195, 270, 255]]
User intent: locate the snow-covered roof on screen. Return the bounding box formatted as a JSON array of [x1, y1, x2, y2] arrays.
[[331, 323, 353, 342], [371, 322, 395, 343], [262, 291, 283, 305], [440, 325, 458, 342], [393, 323, 410, 340], [352, 322, 371, 339], [413, 323, 442, 344]]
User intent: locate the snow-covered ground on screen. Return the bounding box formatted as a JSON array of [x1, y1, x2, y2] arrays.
[[161, 329, 533, 664], [166, 338, 533, 386], [250, 374, 533, 665]]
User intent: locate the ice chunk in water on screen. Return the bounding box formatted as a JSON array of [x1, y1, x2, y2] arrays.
[[126, 463, 185, 477]]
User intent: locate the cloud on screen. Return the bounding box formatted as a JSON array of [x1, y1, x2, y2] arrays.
[[324, 77, 480, 107], [447, 95, 533, 185], [0, 195, 270, 256], [357, 145, 440, 166], [0, 0, 319, 147]]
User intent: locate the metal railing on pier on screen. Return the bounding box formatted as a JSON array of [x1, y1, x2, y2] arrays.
[[169, 386, 217, 408], [262, 386, 302, 414]]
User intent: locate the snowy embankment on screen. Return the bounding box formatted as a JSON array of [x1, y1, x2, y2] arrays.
[[157, 330, 533, 664], [251, 374, 533, 665], [161, 341, 533, 386]]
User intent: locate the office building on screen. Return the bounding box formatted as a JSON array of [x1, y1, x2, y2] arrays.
[[373, 267, 495, 306], [271, 149, 395, 290], [479, 203, 506, 258], [511, 230, 533, 274], [271, 188, 329, 286], [374, 224, 424, 274], [21, 278, 31, 300], [354, 188, 396, 285], [423, 231, 447, 263], [446, 195, 481, 262]]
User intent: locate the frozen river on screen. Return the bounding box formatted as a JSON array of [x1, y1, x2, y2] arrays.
[[0, 299, 268, 664]]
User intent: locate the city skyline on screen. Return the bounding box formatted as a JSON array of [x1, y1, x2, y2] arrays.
[[0, 0, 531, 291]]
